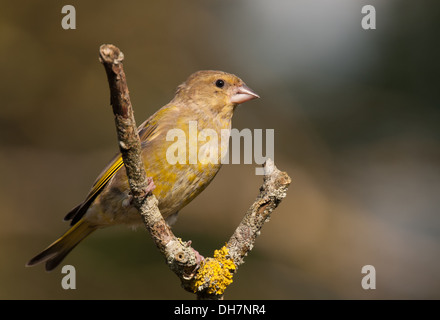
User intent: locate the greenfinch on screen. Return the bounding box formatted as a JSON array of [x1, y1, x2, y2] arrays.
[[27, 70, 259, 271]]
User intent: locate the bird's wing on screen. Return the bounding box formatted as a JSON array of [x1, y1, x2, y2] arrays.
[[65, 115, 159, 225]]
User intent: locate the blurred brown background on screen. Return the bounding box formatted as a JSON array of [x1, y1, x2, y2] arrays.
[[1, 0, 439, 299]]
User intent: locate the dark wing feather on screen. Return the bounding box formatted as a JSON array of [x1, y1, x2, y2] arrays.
[[64, 115, 158, 225]]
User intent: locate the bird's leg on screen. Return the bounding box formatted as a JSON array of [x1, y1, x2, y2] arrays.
[[122, 177, 156, 208]]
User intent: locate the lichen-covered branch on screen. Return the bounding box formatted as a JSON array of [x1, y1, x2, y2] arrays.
[[98, 44, 149, 202], [98, 44, 291, 300]]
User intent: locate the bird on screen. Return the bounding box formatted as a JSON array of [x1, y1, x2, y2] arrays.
[[26, 70, 259, 271]]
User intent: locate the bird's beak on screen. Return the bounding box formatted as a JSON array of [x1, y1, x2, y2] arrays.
[[230, 84, 260, 104]]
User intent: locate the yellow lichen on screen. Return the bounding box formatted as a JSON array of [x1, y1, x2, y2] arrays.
[[192, 246, 236, 295]]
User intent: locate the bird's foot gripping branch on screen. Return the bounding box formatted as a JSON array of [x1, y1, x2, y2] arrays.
[[26, 41, 290, 300]]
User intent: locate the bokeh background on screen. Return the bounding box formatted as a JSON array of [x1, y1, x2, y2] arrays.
[[1, 0, 439, 299]]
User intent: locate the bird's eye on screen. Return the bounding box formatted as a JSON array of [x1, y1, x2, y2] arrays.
[[215, 79, 225, 88]]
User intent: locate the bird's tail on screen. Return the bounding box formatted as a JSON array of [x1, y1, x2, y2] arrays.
[[26, 219, 97, 271]]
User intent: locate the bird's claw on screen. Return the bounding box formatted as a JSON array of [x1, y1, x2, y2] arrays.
[[122, 177, 155, 208], [144, 176, 156, 195], [186, 240, 205, 266], [181, 241, 205, 280], [192, 247, 205, 266]]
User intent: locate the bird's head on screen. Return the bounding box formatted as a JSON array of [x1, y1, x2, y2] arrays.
[[173, 70, 260, 116]]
